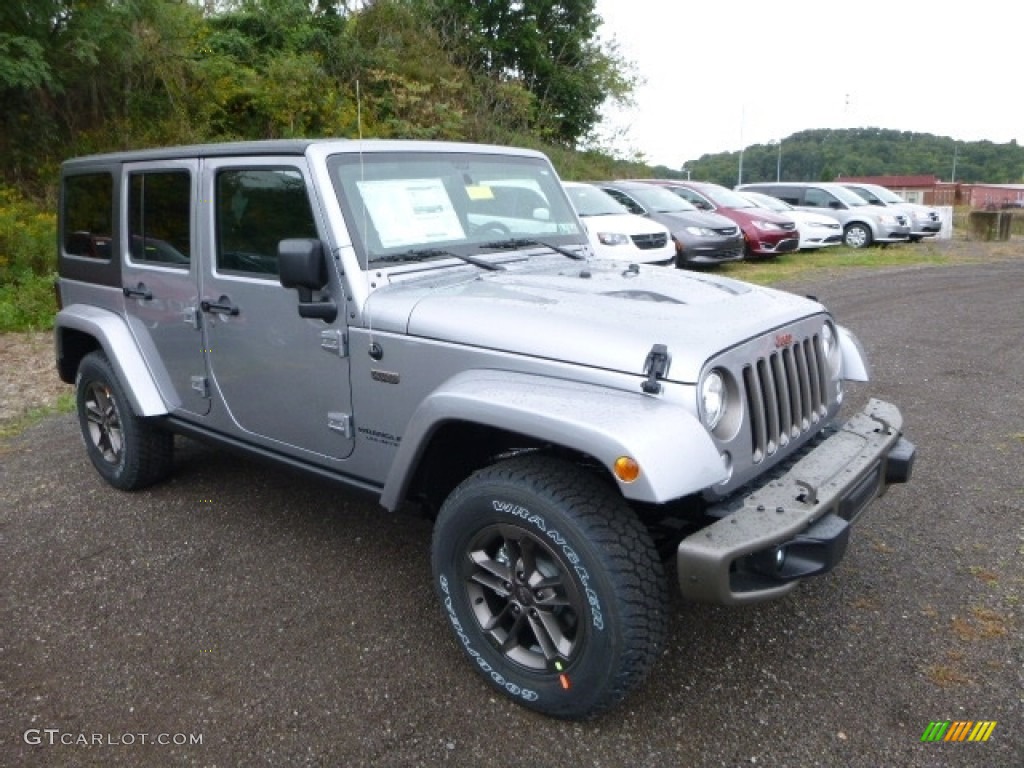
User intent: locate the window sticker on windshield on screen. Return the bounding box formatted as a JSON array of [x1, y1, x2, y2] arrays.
[[357, 178, 465, 247], [465, 185, 495, 201]]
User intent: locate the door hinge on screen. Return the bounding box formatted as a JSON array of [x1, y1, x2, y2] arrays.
[[183, 306, 200, 330], [320, 329, 348, 358], [191, 375, 209, 398], [327, 412, 352, 438]]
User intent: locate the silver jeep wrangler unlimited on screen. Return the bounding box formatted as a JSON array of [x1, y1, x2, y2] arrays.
[[55, 139, 915, 719]]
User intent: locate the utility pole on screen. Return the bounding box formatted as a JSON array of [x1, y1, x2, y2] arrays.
[[776, 139, 782, 181], [737, 106, 745, 186], [951, 142, 958, 183]]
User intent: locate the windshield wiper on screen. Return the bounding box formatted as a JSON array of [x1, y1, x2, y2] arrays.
[[383, 247, 505, 271], [477, 238, 586, 260]]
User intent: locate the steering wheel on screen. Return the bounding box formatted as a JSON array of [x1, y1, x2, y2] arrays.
[[473, 221, 511, 238]]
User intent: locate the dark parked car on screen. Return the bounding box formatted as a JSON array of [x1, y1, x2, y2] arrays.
[[644, 180, 801, 259], [594, 180, 744, 267]]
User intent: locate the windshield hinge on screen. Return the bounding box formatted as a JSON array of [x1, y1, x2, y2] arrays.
[[642, 344, 670, 394], [327, 412, 352, 438], [321, 330, 348, 358]]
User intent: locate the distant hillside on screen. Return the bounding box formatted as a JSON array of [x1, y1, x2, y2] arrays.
[[650, 128, 1024, 186]]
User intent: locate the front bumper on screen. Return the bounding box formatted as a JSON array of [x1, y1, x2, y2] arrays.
[[876, 225, 911, 243], [676, 398, 914, 605], [748, 234, 800, 257]]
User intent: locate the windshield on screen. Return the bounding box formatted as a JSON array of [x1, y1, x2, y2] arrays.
[[701, 185, 756, 209], [627, 185, 698, 213], [741, 191, 791, 212], [866, 185, 905, 204], [328, 151, 585, 267], [830, 185, 872, 207], [565, 184, 628, 216]]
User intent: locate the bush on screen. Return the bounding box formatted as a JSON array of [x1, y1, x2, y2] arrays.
[[0, 272, 57, 332], [0, 187, 57, 331]]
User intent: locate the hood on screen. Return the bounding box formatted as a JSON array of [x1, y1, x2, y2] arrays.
[[789, 210, 842, 226], [363, 260, 821, 382], [653, 210, 737, 232], [580, 212, 669, 237]]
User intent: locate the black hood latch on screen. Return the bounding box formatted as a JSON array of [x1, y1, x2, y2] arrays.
[[642, 344, 670, 394]]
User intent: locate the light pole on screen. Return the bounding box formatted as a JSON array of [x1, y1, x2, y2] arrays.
[[776, 139, 782, 181], [737, 105, 745, 186]]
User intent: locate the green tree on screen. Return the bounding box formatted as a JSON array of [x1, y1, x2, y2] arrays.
[[417, 0, 635, 146]]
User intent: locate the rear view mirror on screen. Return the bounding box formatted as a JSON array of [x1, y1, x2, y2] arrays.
[[278, 238, 337, 322]]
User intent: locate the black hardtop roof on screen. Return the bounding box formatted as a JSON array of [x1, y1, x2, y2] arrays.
[[61, 139, 328, 169], [59, 138, 546, 172]]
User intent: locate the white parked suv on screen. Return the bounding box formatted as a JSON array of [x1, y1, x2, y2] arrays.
[[563, 181, 675, 264]]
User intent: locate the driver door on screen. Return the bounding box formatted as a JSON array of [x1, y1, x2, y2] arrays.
[[199, 157, 353, 461]]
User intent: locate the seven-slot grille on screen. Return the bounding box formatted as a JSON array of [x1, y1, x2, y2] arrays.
[[743, 333, 829, 463], [630, 232, 669, 250]]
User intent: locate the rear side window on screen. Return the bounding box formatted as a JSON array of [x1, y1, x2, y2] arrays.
[[128, 171, 191, 267], [773, 187, 802, 206], [64, 174, 114, 259], [804, 188, 837, 208], [216, 168, 317, 277]]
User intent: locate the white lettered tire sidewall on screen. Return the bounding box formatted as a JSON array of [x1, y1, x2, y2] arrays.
[[431, 457, 666, 719]]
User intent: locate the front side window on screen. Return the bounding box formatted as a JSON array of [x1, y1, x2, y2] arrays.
[[128, 171, 191, 267], [64, 173, 113, 259], [216, 168, 317, 277], [603, 188, 645, 215], [328, 152, 584, 267], [665, 186, 709, 211]]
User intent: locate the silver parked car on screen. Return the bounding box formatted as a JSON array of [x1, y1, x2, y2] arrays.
[[55, 139, 914, 719], [737, 181, 911, 248], [841, 182, 942, 241]]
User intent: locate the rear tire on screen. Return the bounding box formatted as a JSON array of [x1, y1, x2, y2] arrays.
[[75, 351, 173, 490], [431, 455, 667, 719]]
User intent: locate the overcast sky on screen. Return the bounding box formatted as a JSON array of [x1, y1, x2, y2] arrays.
[[594, 0, 1022, 170]]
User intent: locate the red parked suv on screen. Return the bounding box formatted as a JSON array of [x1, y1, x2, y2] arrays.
[[641, 180, 800, 259]]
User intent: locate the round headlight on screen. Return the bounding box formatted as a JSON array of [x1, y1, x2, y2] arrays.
[[701, 369, 727, 430]]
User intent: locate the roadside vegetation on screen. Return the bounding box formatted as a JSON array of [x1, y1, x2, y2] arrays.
[[1, 1, 1021, 332]]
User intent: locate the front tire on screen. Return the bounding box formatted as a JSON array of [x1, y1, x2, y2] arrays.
[[75, 351, 173, 490], [843, 222, 873, 249], [431, 456, 667, 719]]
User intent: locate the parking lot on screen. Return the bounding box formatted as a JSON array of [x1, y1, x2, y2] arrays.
[[2, 257, 1022, 767]]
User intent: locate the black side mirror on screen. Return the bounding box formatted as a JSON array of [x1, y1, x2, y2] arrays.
[[278, 238, 337, 322]]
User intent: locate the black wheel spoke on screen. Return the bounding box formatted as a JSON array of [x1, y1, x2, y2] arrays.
[[527, 610, 567, 661], [481, 601, 515, 632], [499, 611, 528, 653], [469, 550, 512, 596], [517, 536, 539, 581], [461, 521, 586, 672]]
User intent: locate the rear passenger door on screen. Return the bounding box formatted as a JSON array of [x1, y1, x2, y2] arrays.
[[199, 157, 354, 462], [122, 161, 211, 416]]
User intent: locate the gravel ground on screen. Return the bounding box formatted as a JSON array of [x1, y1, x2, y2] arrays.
[[1, 244, 1022, 767], [0, 331, 68, 426]]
